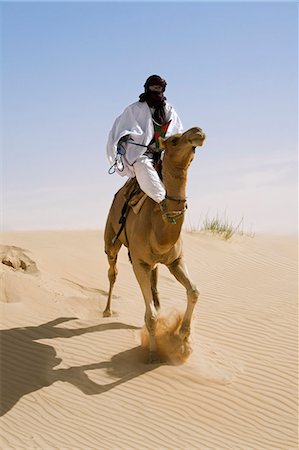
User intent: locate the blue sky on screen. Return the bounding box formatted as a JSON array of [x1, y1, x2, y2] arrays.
[[2, 1, 298, 233]]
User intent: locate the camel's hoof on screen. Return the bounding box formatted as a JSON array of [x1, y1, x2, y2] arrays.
[[179, 325, 190, 341], [103, 309, 112, 318], [148, 352, 160, 364]]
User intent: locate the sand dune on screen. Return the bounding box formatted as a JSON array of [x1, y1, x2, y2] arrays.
[[0, 230, 297, 449]]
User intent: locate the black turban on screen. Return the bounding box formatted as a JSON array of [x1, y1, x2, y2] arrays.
[[144, 75, 167, 92], [139, 74, 167, 124]]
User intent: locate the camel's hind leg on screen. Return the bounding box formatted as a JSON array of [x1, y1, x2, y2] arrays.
[[104, 224, 122, 317], [132, 261, 159, 363], [167, 257, 200, 340]]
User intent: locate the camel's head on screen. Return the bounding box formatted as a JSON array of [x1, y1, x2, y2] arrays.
[[162, 127, 206, 171]]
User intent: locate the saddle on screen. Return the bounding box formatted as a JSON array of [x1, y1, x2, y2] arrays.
[[123, 178, 147, 215], [112, 157, 163, 245], [111, 178, 146, 245]]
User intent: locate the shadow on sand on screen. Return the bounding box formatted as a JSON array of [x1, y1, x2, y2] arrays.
[[0, 318, 159, 416]]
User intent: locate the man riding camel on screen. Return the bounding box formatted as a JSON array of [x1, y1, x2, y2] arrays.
[[106, 75, 183, 204]]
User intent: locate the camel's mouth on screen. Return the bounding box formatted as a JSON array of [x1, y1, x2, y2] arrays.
[[195, 138, 205, 147], [189, 133, 205, 147], [186, 128, 205, 148]]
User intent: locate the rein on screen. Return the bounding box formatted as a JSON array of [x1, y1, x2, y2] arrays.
[[126, 140, 163, 153], [108, 140, 163, 174]]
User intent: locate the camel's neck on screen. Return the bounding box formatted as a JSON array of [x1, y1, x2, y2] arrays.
[[163, 164, 188, 200], [153, 162, 188, 249]]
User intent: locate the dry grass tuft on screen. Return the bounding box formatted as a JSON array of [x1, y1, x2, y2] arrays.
[[186, 211, 255, 240]]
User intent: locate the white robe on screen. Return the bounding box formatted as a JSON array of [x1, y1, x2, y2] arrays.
[[106, 101, 183, 177]]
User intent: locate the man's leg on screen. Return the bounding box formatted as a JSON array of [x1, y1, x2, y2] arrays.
[[133, 156, 166, 203]]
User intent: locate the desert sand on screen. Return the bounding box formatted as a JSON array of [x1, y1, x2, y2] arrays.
[[0, 230, 297, 449]]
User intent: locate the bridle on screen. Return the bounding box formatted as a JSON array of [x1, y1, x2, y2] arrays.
[[160, 195, 188, 225]]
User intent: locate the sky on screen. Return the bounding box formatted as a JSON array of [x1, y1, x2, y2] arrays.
[[1, 1, 298, 234]]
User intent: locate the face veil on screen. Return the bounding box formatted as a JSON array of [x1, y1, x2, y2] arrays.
[[139, 75, 167, 124]]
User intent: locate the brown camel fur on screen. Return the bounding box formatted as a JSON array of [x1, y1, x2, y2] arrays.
[[104, 127, 206, 363]]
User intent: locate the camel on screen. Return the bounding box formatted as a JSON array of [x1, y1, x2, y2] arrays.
[[104, 127, 206, 363]]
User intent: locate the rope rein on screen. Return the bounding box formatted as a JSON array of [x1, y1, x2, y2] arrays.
[[108, 140, 163, 175], [126, 140, 163, 153]]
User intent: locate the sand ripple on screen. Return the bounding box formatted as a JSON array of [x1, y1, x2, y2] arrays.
[[0, 232, 297, 449]]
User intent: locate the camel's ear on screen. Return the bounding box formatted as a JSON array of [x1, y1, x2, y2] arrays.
[[158, 137, 166, 149]]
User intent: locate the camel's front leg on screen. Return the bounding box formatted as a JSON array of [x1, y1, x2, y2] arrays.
[[132, 261, 159, 363], [167, 257, 200, 340], [151, 266, 160, 310]]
